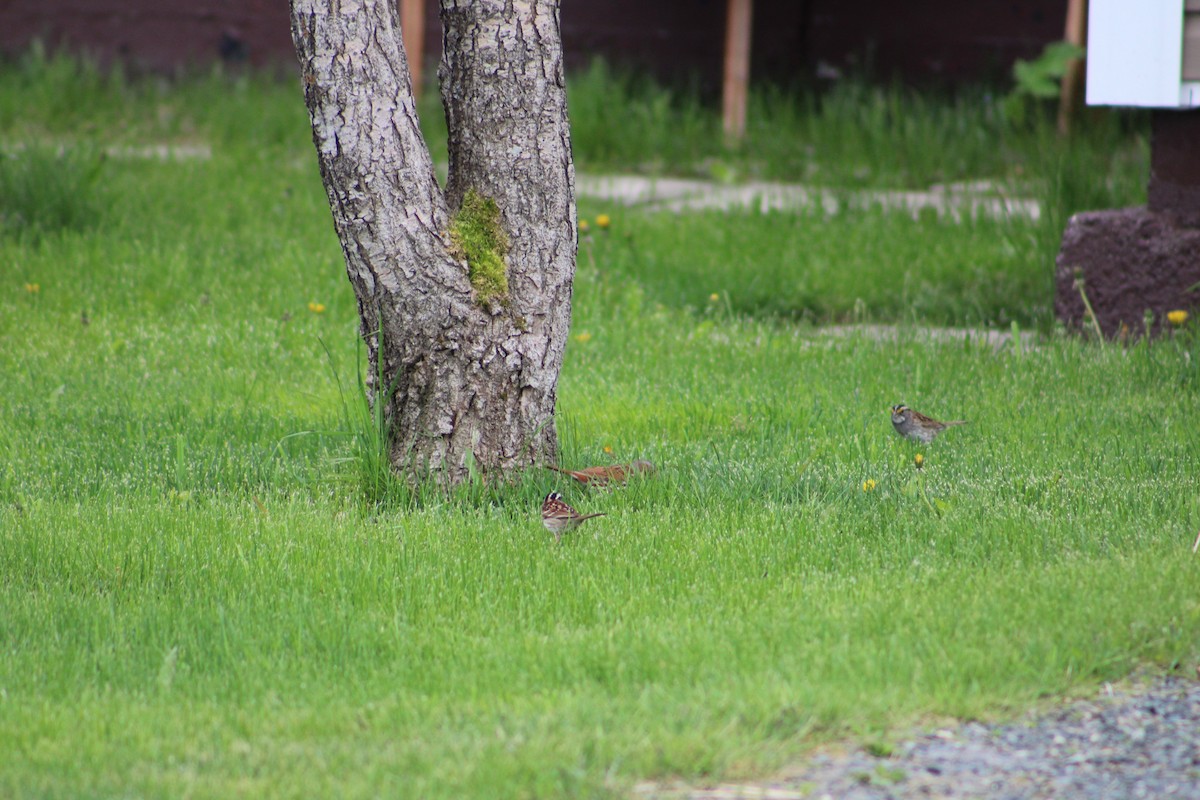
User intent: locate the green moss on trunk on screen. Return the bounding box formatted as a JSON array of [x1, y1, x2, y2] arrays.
[[448, 189, 510, 305]]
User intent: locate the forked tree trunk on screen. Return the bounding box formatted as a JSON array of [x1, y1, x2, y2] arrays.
[[289, 0, 576, 484]]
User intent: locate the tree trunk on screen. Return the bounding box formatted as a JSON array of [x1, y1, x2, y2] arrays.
[[289, 0, 576, 485]]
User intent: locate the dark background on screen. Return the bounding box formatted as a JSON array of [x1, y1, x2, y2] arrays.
[[0, 1, 1067, 87]]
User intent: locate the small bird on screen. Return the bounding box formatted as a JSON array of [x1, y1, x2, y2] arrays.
[[540, 491, 605, 542], [545, 460, 655, 487], [890, 404, 966, 443]]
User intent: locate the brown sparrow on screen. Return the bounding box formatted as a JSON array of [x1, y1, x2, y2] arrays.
[[545, 460, 655, 487], [890, 404, 966, 443], [540, 492, 605, 542]]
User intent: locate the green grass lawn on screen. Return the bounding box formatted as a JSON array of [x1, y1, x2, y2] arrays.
[[578, 206, 1053, 326], [1, 54, 1197, 799]]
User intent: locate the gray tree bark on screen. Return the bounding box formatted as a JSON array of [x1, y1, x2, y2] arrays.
[[289, 0, 576, 485]]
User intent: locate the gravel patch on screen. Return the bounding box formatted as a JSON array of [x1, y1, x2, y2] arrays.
[[637, 675, 1200, 800]]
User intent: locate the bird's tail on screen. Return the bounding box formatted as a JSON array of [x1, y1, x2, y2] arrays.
[[546, 464, 598, 485], [545, 464, 583, 478], [945, 420, 967, 427]]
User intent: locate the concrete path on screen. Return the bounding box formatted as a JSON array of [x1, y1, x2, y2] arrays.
[[819, 324, 1021, 350], [576, 174, 1040, 222], [89, 141, 1041, 223]]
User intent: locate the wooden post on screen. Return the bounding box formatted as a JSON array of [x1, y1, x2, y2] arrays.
[[1057, 0, 1086, 135], [722, 0, 753, 143], [401, 0, 426, 101]]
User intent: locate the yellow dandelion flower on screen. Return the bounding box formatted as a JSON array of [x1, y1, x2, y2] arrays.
[[307, 302, 326, 313], [578, 219, 590, 232], [24, 282, 40, 293], [709, 292, 720, 302], [914, 453, 925, 469], [573, 331, 592, 343], [595, 213, 611, 229], [1167, 310, 1189, 326], [862, 479, 877, 492], [603, 445, 613, 455]]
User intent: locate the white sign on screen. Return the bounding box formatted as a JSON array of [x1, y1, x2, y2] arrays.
[[1087, 0, 1199, 107]]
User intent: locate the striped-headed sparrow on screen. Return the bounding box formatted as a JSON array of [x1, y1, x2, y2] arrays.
[[890, 404, 966, 443], [540, 492, 605, 542]]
